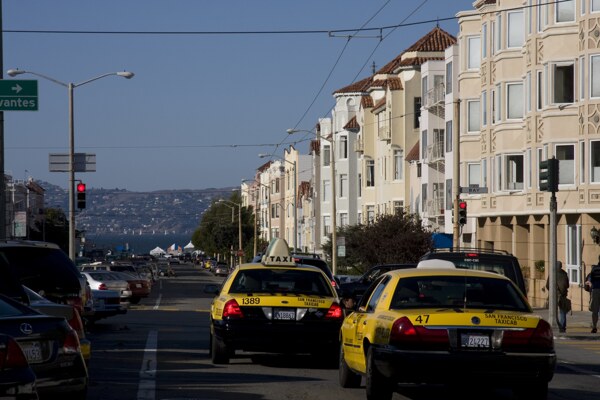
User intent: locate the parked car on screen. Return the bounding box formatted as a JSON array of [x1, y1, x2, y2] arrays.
[[81, 271, 132, 304], [419, 247, 528, 296], [338, 264, 417, 303], [0, 240, 87, 314], [0, 333, 38, 400], [292, 253, 339, 289], [23, 286, 91, 365], [87, 289, 127, 323], [213, 262, 230, 277], [0, 294, 88, 399], [107, 271, 151, 304]]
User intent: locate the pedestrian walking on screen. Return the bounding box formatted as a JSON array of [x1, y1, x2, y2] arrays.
[[546, 261, 570, 333], [585, 256, 600, 333]]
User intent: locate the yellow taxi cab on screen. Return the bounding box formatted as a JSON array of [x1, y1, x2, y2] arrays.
[[339, 260, 556, 400], [206, 238, 344, 365]]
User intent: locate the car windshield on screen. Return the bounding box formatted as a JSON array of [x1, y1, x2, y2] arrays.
[[229, 269, 334, 296], [389, 275, 530, 312]]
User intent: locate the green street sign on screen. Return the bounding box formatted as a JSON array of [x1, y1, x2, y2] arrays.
[[0, 80, 38, 111]]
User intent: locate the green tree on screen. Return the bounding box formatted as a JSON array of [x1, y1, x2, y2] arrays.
[[30, 207, 69, 251], [323, 212, 433, 275], [192, 191, 259, 262]]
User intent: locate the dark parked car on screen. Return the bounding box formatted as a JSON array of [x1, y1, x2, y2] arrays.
[[338, 263, 417, 301], [292, 253, 339, 289], [0, 294, 88, 399], [0, 241, 87, 314], [419, 247, 527, 296], [0, 333, 38, 400]]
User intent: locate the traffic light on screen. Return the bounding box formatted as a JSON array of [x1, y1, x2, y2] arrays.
[[539, 158, 559, 193], [458, 201, 467, 225], [76, 183, 86, 209]]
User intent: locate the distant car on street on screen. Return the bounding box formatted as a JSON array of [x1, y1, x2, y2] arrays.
[[81, 271, 132, 304]]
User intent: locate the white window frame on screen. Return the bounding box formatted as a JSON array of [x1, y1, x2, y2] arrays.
[[593, 0, 600, 13], [482, 23, 488, 59], [323, 180, 331, 202], [555, 143, 576, 186], [565, 224, 582, 285], [495, 13, 502, 53], [551, 61, 575, 105], [506, 82, 524, 120], [467, 36, 481, 70], [555, 0, 575, 23], [580, 140, 586, 184], [590, 54, 600, 99], [468, 163, 482, 187], [504, 153, 525, 191], [526, 71, 532, 113], [340, 174, 348, 198], [537, 70, 543, 111], [507, 11, 524, 48], [482, 91, 487, 127], [526, 149, 532, 189], [467, 99, 481, 133], [494, 84, 502, 123], [394, 149, 403, 180], [580, 55, 586, 100], [590, 140, 600, 183], [482, 158, 488, 188], [339, 136, 348, 159]]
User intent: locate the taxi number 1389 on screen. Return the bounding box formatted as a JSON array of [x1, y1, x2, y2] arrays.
[[241, 297, 260, 305]]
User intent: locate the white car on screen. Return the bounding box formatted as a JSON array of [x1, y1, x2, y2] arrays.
[[81, 271, 132, 304]]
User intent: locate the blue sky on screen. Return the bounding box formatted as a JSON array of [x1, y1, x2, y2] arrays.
[[3, 0, 474, 191]]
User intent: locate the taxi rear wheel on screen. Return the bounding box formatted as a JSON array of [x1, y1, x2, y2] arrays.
[[365, 346, 394, 400], [210, 333, 230, 364], [339, 343, 361, 388]]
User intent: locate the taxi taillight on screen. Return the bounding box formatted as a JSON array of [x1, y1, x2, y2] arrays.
[[325, 303, 343, 320], [389, 317, 449, 348], [502, 319, 553, 351], [222, 299, 244, 319]]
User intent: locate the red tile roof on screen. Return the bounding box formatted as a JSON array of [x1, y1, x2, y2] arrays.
[[333, 76, 373, 94], [405, 26, 457, 52], [361, 96, 374, 108], [405, 142, 420, 162], [257, 161, 272, 172], [343, 116, 360, 132], [372, 97, 386, 111], [370, 77, 403, 90], [376, 26, 456, 74]]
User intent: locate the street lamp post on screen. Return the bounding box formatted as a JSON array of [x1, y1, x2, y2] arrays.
[[6, 69, 134, 261], [259, 154, 297, 251], [219, 199, 242, 265], [287, 128, 337, 275]]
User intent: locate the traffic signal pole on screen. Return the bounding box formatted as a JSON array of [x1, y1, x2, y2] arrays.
[[453, 100, 461, 248], [548, 192, 558, 332]]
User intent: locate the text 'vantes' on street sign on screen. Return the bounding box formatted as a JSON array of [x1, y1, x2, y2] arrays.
[[460, 185, 488, 194], [0, 80, 38, 111], [49, 153, 96, 172]]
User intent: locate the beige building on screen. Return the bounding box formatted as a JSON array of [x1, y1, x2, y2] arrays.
[[456, 0, 600, 308]]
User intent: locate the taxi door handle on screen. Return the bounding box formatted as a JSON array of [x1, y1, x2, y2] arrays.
[[362, 321, 367, 325]]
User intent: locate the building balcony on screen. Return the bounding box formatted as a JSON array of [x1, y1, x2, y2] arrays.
[[424, 87, 445, 119], [425, 197, 445, 218]]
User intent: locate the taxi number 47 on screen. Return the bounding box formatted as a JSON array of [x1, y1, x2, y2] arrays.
[[242, 297, 260, 305]]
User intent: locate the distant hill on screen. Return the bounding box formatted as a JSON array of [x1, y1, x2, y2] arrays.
[[38, 181, 236, 236]]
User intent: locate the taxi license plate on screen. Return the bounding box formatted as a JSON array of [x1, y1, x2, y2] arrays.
[[274, 309, 296, 320], [460, 333, 490, 349], [20, 342, 43, 363]]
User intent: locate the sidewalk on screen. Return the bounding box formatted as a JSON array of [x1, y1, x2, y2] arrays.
[[533, 308, 599, 340]]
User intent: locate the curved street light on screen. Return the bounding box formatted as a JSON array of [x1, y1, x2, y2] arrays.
[[6, 68, 134, 261]]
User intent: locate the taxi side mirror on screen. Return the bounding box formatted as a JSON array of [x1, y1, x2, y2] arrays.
[[203, 284, 220, 295]]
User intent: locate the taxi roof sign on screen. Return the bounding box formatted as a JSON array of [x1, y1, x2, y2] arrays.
[[416, 259, 456, 269], [261, 238, 296, 266]]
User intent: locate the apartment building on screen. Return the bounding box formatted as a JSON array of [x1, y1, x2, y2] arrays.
[[282, 146, 311, 251], [455, 0, 600, 307]]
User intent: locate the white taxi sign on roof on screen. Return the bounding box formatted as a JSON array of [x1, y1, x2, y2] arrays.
[[261, 238, 296, 266], [416, 259, 456, 269]]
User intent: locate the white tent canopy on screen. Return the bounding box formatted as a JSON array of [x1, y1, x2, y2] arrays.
[[150, 246, 165, 256], [184, 241, 195, 250]]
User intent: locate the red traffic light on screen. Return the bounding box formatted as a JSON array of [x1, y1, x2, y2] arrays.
[[459, 201, 467, 209], [76, 183, 86, 193]]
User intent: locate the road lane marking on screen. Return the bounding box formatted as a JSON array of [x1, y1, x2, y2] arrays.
[[137, 330, 158, 400], [153, 294, 162, 310]]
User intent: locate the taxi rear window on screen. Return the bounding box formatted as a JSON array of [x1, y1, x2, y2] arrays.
[[229, 269, 334, 297], [389, 276, 529, 312]]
